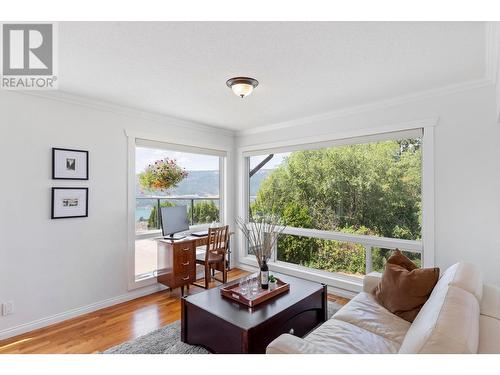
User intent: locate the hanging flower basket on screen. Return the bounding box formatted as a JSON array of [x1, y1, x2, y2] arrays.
[[139, 158, 188, 191]]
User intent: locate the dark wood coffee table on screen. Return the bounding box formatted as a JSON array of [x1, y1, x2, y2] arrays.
[[181, 272, 327, 354]]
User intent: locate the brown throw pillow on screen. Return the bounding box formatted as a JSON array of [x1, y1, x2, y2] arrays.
[[373, 250, 439, 323]]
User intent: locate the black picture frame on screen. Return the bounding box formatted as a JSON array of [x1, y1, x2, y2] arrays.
[[51, 187, 89, 219], [52, 147, 89, 180]]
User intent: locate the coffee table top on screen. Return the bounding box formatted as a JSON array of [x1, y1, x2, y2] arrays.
[[184, 272, 324, 330]]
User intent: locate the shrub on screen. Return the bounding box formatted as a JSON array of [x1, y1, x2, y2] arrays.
[[188, 200, 219, 224]]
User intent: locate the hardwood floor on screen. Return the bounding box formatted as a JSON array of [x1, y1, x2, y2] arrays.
[[0, 268, 349, 354]]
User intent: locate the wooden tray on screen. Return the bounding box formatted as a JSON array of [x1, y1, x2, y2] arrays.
[[220, 277, 290, 307]]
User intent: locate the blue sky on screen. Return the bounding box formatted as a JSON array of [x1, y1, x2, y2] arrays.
[[249, 152, 290, 170], [136, 147, 290, 173], [136, 147, 220, 173]]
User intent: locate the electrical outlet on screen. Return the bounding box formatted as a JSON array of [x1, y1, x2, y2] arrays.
[[1, 301, 13, 316]]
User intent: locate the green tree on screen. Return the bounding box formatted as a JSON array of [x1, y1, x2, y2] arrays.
[[188, 200, 219, 224], [277, 202, 317, 265], [251, 139, 422, 275]]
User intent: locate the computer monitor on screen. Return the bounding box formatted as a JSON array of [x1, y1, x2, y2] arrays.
[[160, 206, 189, 240]]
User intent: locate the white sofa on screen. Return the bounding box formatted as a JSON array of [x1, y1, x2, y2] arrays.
[[267, 263, 500, 354]]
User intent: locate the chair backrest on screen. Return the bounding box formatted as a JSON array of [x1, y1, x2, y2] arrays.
[[205, 225, 229, 261]]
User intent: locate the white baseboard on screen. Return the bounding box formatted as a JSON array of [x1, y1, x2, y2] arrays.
[[0, 268, 356, 341], [0, 283, 166, 340]]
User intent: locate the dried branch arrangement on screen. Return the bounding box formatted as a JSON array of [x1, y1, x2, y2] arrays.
[[235, 215, 286, 267]]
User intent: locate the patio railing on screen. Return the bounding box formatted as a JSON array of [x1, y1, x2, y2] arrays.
[[136, 196, 220, 232], [245, 223, 422, 275]]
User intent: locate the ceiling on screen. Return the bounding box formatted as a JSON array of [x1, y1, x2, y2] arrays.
[[58, 22, 486, 131]]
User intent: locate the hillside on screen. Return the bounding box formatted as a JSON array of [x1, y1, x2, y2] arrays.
[[136, 169, 272, 197]]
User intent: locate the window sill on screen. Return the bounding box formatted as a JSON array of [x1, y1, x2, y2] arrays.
[[135, 270, 156, 281], [238, 255, 363, 294], [129, 273, 157, 291], [135, 229, 162, 240]]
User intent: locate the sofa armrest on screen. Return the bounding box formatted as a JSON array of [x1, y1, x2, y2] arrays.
[[363, 272, 382, 293], [266, 334, 327, 354], [481, 284, 500, 320]]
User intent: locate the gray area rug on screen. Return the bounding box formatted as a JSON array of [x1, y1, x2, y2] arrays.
[[103, 300, 342, 354]]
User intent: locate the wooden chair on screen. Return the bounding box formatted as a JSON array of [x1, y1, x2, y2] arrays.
[[193, 225, 229, 289]]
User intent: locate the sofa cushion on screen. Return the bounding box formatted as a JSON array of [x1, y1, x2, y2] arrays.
[[266, 334, 331, 354], [387, 249, 418, 270], [374, 250, 439, 322], [439, 262, 483, 302], [480, 284, 500, 319], [399, 284, 480, 353], [304, 318, 401, 354], [478, 315, 500, 353], [363, 272, 382, 293], [333, 292, 411, 344]]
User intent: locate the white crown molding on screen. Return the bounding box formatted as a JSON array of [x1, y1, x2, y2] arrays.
[[238, 117, 438, 153], [485, 21, 500, 84], [237, 78, 491, 137], [13, 21, 499, 135], [0, 283, 165, 340], [12, 78, 493, 139], [238, 22, 497, 135], [17, 90, 235, 138]]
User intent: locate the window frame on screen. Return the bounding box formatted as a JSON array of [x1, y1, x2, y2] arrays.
[[126, 130, 228, 290], [237, 119, 437, 292]]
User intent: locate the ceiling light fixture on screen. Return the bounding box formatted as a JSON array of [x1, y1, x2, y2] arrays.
[[226, 77, 259, 98]]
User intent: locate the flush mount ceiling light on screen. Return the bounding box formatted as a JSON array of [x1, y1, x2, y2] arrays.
[[226, 77, 259, 98]]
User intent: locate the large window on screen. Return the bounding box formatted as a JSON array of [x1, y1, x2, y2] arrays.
[[135, 142, 223, 280], [246, 131, 423, 277]]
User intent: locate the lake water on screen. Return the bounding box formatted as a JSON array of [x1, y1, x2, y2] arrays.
[[136, 207, 152, 221]]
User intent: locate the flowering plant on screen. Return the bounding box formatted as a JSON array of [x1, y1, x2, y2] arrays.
[[139, 158, 188, 191]]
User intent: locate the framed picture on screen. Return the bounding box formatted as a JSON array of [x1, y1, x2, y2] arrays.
[[51, 187, 89, 219], [52, 148, 89, 180]]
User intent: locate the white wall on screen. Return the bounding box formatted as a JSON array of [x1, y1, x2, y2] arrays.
[[236, 84, 500, 287], [0, 91, 235, 338]]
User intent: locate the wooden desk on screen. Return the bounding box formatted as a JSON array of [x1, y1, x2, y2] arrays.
[[156, 233, 232, 295]]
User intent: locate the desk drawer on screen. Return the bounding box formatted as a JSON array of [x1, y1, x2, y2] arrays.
[[174, 244, 195, 273], [174, 268, 195, 284], [174, 255, 195, 273]]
